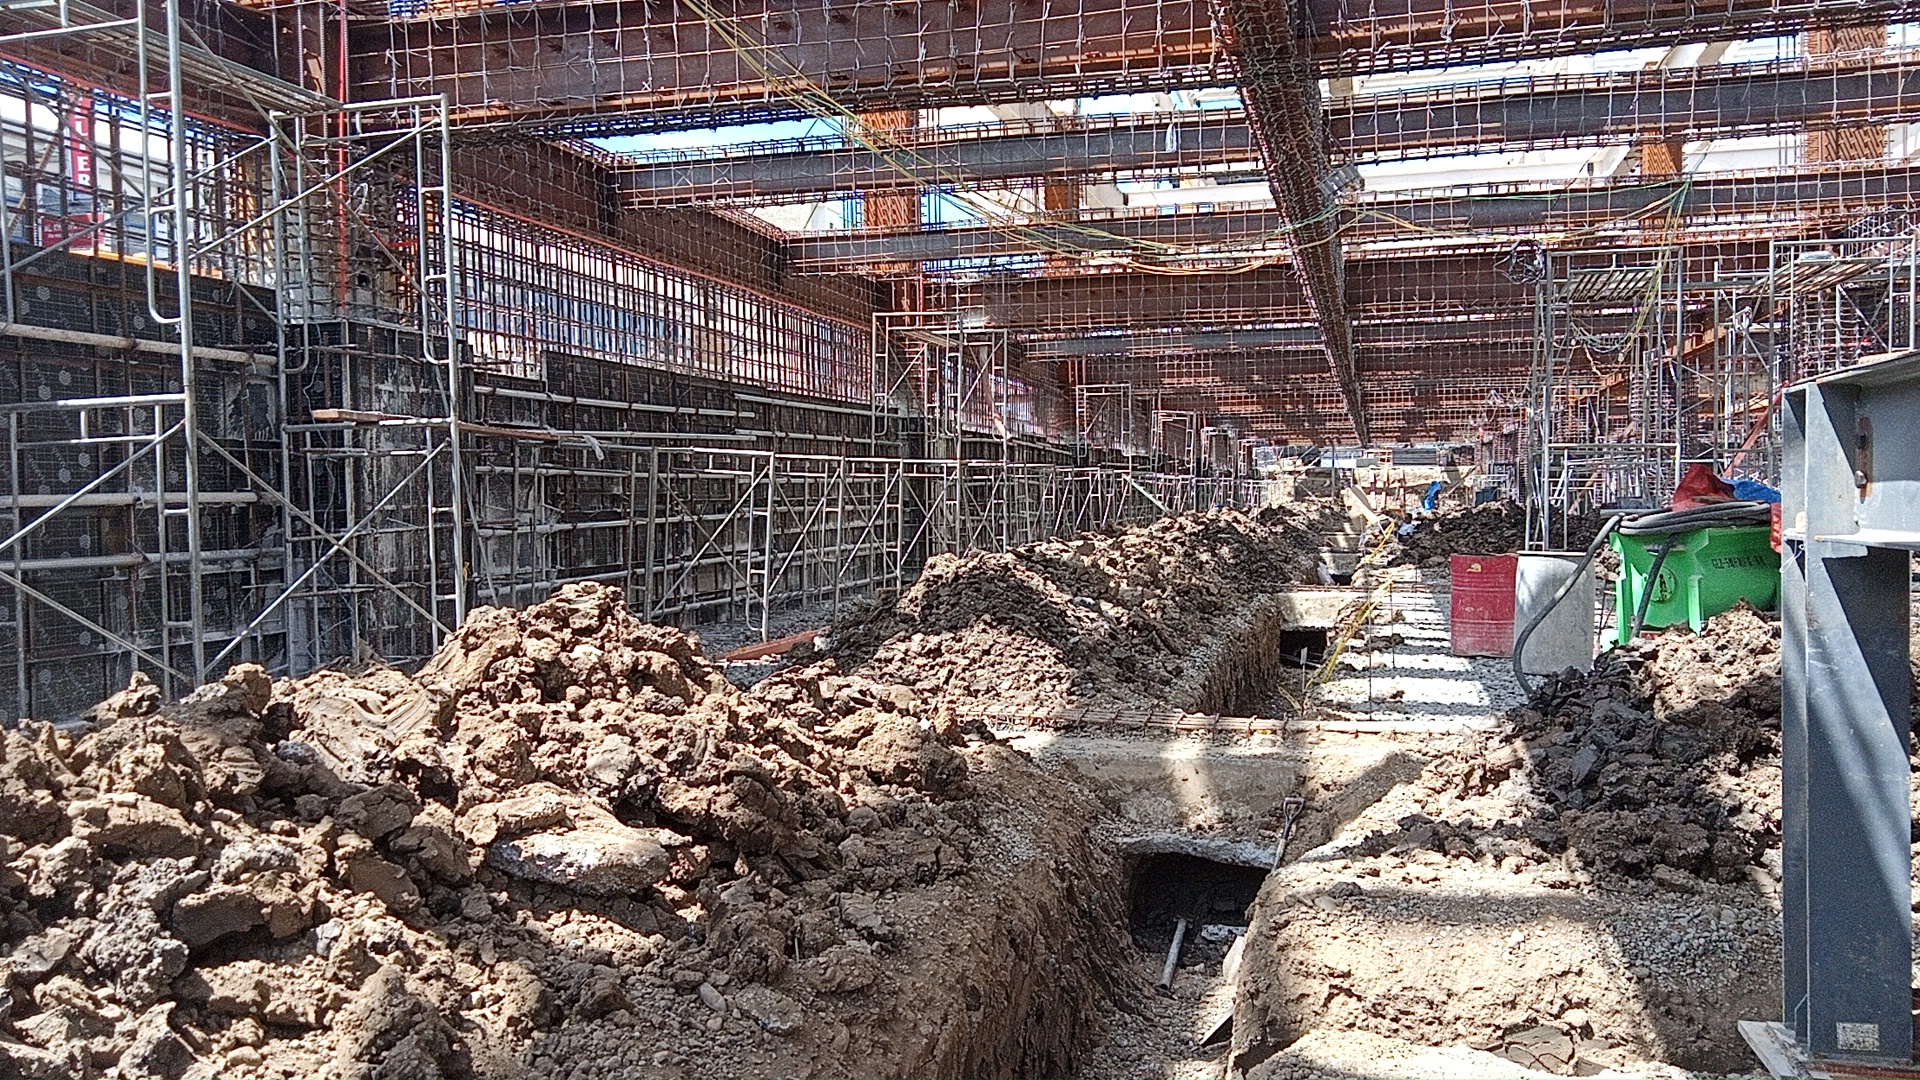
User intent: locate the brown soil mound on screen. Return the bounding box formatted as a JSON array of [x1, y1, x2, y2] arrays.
[[814, 507, 1330, 718], [0, 583, 1125, 1079]]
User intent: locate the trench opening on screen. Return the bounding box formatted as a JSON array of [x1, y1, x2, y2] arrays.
[[1192, 594, 1361, 716], [1275, 627, 1331, 668], [1126, 852, 1269, 980]]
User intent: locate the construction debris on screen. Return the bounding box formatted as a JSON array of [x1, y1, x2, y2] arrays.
[[0, 506, 1870, 1080], [0, 583, 1127, 1079], [1386, 503, 1605, 567]]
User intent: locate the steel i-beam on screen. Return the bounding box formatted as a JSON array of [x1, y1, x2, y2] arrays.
[[1765, 352, 1920, 1071]]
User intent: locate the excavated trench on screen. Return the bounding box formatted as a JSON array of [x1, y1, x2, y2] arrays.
[[834, 521, 1798, 1079], [1184, 589, 1357, 717], [1024, 567, 1779, 1079], [999, 583, 1435, 1079]]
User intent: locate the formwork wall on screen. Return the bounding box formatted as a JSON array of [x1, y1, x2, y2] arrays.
[[0, 58, 1260, 721]]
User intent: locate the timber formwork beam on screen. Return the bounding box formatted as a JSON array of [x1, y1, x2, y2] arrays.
[[347, 0, 1217, 136], [1149, 371, 1534, 441], [1023, 317, 1543, 360], [945, 241, 1779, 333], [1302, 0, 1919, 76]]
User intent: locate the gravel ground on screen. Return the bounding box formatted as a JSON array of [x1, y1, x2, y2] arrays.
[[1316, 567, 1526, 728], [1079, 956, 1235, 1079]]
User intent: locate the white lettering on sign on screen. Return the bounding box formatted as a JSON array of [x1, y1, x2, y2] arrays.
[[1837, 1022, 1881, 1052]]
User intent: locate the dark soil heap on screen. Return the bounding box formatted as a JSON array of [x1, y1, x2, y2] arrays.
[[1458, 606, 1785, 887], [815, 507, 1331, 718], [1387, 502, 1604, 567], [1321, 603, 1920, 895], [0, 583, 1125, 1079]]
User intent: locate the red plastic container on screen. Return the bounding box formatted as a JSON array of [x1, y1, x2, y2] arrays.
[[1450, 553, 1518, 657]]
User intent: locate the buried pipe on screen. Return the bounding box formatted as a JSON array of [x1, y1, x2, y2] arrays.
[[1156, 917, 1190, 996]]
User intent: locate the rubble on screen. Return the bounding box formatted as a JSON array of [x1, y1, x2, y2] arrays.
[[814, 506, 1332, 719], [0, 582, 1128, 1079], [1307, 605, 1792, 895], [0, 505, 1859, 1080]]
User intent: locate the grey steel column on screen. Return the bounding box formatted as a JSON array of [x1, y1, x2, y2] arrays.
[[1784, 376, 1914, 1063], [1780, 389, 1809, 1043], [1801, 540, 1911, 1061]]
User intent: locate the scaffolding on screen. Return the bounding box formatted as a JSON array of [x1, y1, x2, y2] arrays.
[[0, 46, 1273, 721], [1694, 221, 1920, 485], [1521, 248, 1687, 547], [1516, 216, 1920, 547], [5, 0, 1920, 722], [0, 0, 293, 717]]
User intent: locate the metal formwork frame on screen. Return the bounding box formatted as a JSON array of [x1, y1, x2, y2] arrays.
[[0, 4, 292, 710], [1074, 382, 1141, 456], [269, 95, 466, 671], [448, 441, 1262, 643]]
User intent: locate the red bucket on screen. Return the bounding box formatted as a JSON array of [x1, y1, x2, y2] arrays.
[[1450, 553, 1518, 657]]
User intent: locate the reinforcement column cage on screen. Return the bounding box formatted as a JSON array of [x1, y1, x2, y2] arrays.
[[270, 97, 466, 671], [1779, 350, 1919, 1066], [1525, 248, 1688, 547]]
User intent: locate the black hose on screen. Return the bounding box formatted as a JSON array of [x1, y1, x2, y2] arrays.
[[1511, 513, 1626, 696], [1627, 539, 1674, 641], [1616, 500, 1771, 536], [1508, 500, 1775, 695]]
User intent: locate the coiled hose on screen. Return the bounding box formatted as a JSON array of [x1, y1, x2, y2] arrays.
[[1509, 500, 1775, 695], [1616, 500, 1772, 536]]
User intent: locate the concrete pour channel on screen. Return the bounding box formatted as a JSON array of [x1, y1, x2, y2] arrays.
[[995, 564, 1529, 1078]]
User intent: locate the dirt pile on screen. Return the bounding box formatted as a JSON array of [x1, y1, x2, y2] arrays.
[[1387, 503, 1605, 567], [1314, 606, 1787, 896], [0, 583, 1126, 1079], [1489, 606, 1782, 887], [1388, 502, 1527, 566], [1227, 609, 1811, 1078], [815, 507, 1330, 719]]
